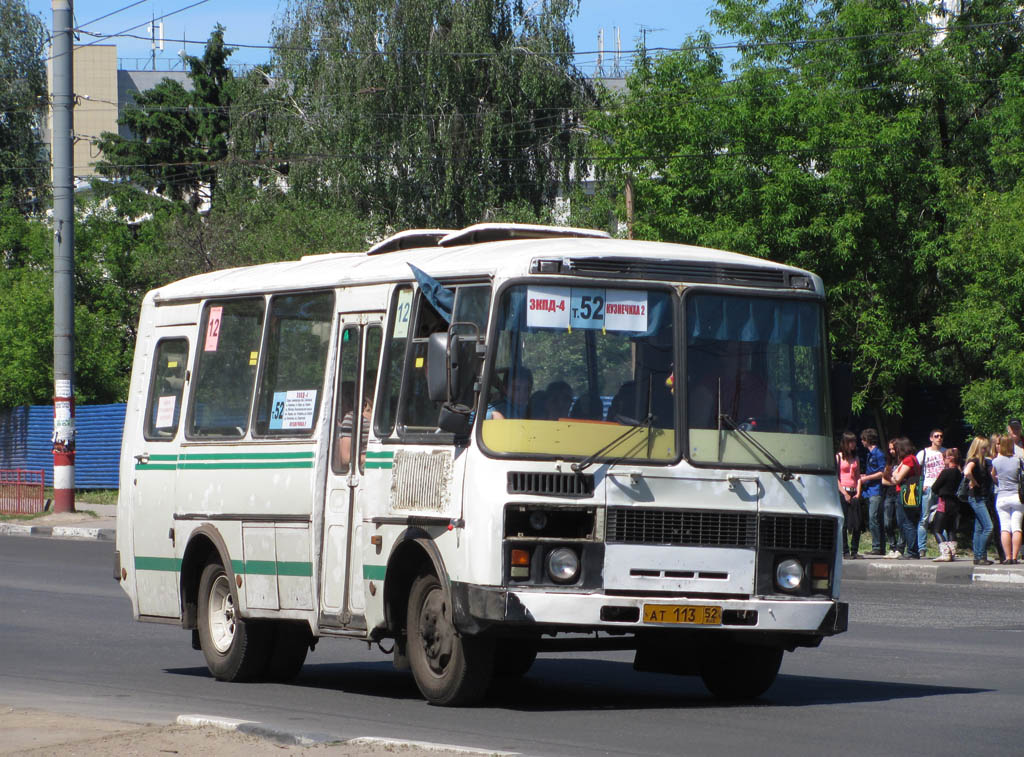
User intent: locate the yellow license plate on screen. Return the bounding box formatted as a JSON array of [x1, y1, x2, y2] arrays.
[[642, 604, 722, 626]]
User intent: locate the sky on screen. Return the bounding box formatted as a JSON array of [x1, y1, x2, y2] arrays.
[[27, 0, 726, 73]]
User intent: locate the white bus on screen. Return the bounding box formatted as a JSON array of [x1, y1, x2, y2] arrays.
[[116, 223, 848, 705]]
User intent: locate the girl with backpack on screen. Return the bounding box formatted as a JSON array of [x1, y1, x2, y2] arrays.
[[892, 437, 922, 559]]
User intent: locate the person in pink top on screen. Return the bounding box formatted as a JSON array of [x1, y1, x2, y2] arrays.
[[836, 431, 863, 558]]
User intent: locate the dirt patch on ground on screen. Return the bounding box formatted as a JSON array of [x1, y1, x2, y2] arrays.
[[0, 708, 498, 756]]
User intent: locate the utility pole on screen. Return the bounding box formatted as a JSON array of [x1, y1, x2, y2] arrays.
[[51, 0, 76, 513]]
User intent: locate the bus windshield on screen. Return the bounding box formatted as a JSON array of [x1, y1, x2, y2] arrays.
[[481, 284, 677, 463], [685, 293, 832, 470]]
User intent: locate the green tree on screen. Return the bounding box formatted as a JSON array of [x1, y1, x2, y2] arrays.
[[588, 0, 1024, 437], [94, 26, 236, 210], [237, 0, 593, 229], [0, 0, 48, 211]]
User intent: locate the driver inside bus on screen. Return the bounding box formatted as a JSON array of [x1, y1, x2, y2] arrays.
[[487, 368, 533, 420]]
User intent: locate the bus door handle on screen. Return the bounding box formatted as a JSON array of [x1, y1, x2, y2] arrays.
[[134, 453, 150, 464]]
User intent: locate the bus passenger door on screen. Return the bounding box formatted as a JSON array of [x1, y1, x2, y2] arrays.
[[130, 331, 191, 618], [320, 316, 382, 627]]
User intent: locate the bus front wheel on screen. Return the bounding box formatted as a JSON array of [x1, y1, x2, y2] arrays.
[[699, 644, 783, 700], [197, 560, 268, 682], [406, 572, 494, 706]]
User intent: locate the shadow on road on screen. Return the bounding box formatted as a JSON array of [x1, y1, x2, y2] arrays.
[[166, 656, 987, 711]]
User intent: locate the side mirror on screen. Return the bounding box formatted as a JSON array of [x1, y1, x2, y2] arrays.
[[426, 332, 449, 403]]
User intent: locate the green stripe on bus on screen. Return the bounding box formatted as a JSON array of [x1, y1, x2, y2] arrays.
[[135, 464, 177, 471], [179, 452, 314, 461], [277, 561, 313, 577], [134, 556, 311, 578], [134, 556, 182, 572], [244, 560, 277, 575], [363, 564, 386, 580], [365, 451, 394, 458], [241, 560, 313, 577], [178, 461, 314, 470], [364, 461, 393, 469], [147, 454, 179, 461]]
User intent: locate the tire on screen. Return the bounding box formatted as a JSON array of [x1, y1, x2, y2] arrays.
[[197, 560, 269, 682], [265, 621, 311, 682], [406, 572, 494, 706], [493, 639, 538, 678], [699, 644, 783, 700]]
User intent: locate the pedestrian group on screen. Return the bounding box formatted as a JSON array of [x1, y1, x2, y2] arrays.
[[836, 421, 1024, 565]]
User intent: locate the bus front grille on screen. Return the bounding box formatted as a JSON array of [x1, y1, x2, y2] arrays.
[[507, 471, 595, 497], [606, 509, 837, 551], [606, 508, 757, 548], [759, 514, 836, 551]]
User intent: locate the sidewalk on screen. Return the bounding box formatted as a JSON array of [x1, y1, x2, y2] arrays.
[[0, 502, 117, 541], [2, 505, 1022, 588], [841, 551, 1024, 587]]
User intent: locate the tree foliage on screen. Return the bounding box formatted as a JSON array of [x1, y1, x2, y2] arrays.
[[94, 26, 236, 210], [588, 0, 1024, 438], [236, 0, 593, 229], [0, 0, 48, 210]]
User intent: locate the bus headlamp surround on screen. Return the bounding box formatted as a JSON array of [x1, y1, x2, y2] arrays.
[[775, 558, 804, 591], [546, 547, 580, 583]]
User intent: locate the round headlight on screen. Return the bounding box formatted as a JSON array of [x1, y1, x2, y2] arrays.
[[546, 547, 580, 583], [775, 558, 804, 591]]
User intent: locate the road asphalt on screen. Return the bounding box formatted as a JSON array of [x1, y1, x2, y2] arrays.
[[2, 500, 1021, 752]]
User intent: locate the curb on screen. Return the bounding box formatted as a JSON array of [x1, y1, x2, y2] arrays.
[[842, 557, 1024, 588], [176, 714, 519, 755], [0, 522, 115, 541]]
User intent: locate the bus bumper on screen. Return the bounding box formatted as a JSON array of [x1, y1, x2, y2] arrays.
[[451, 582, 847, 642]]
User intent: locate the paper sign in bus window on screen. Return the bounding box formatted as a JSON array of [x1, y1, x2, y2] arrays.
[[204, 306, 223, 351], [529, 287, 648, 332], [394, 289, 413, 339], [526, 286, 570, 329], [155, 395, 176, 428], [269, 389, 318, 430], [604, 289, 648, 332]]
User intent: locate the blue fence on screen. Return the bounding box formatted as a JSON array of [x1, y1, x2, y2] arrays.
[[0, 404, 126, 489]]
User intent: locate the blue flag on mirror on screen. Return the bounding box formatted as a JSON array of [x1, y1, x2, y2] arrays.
[[409, 264, 454, 322]]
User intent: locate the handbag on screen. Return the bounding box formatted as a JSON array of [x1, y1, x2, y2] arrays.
[[1018, 460, 1024, 502], [956, 471, 970, 501]]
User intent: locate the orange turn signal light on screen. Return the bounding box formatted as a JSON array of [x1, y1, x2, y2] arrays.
[[511, 548, 531, 566], [811, 561, 829, 579]]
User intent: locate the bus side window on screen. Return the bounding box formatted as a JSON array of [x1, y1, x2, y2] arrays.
[[144, 338, 189, 440], [375, 286, 412, 438], [359, 325, 383, 474], [252, 291, 334, 437], [187, 298, 265, 439], [400, 284, 490, 432], [332, 326, 359, 474]]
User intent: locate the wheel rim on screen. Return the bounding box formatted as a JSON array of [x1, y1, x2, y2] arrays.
[[207, 573, 235, 654], [416, 585, 454, 676]]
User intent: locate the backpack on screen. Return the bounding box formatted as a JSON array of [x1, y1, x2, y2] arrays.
[[901, 479, 920, 508]]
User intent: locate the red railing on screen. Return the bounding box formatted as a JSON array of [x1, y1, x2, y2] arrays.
[[0, 469, 46, 514]]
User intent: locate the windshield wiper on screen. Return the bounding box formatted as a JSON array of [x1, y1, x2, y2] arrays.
[[718, 413, 795, 481], [571, 413, 654, 474]]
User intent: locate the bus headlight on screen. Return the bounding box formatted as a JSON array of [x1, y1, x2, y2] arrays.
[[775, 558, 804, 591], [546, 547, 580, 583]]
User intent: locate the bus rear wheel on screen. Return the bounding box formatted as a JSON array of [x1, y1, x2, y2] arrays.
[[197, 560, 268, 682], [406, 572, 494, 706], [699, 644, 783, 700]]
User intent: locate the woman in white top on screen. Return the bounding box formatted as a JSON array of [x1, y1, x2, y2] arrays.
[[990, 434, 1023, 564]]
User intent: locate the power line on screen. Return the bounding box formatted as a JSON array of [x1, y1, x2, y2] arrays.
[[76, 0, 150, 29]]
